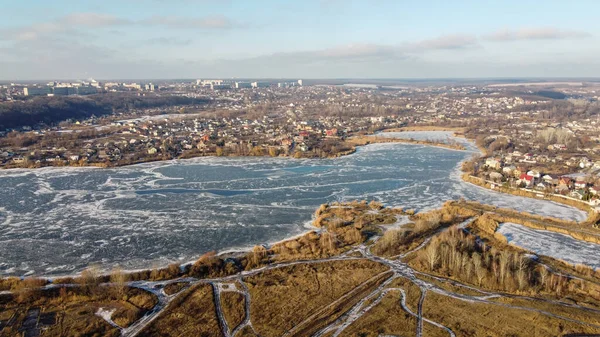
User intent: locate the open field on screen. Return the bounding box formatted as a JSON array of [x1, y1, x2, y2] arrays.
[[138, 283, 221, 337], [423, 292, 600, 337], [244, 259, 390, 336], [220, 290, 246, 332], [0, 285, 157, 337]]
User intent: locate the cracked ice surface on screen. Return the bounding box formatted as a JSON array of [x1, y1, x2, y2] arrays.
[[0, 132, 587, 276]]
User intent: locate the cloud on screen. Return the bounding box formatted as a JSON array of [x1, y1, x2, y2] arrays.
[[61, 12, 132, 27], [317, 43, 402, 60], [288, 35, 478, 62], [227, 34, 479, 67], [0, 13, 128, 42], [0, 12, 238, 43], [407, 34, 479, 51], [140, 15, 235, 29], [485, 27, 590, 41], [142, 37, 193, 46]]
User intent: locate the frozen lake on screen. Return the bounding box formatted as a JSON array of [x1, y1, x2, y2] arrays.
[[0, 132, 588, 276], [498, 222, 600, 270]]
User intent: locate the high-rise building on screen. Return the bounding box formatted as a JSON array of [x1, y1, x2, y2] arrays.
[[251, 81, 271, 88], [198, 79, 224, 87], [76, 86, 98, 95], [211, 83, 231, 90], [52, 87, 76, 96], [23, 86, 50, 96], [235, 82, 252, 89], [298, 79, 303, 86]]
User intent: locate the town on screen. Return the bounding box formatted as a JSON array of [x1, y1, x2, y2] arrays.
[[2, 79, 600, 207]]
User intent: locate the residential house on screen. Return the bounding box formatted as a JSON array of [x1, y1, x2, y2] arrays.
[[502, 165, 516, 175], [542, 175, 554, 184], [325, 128, 339, 138], [574, 178, 587, 190], [570, 190, 585, 200], [485, 157, 502, 170], [489, 172, 503, 182], [527, 170, 541, 179], [518, 173, 534, 188], [559, 177, 573, 188]]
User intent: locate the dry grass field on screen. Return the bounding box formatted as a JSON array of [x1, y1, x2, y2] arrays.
[[0, 285, 157, 337], [423, 292, 600, 337], [244, 259, 390, 336], [140, 284, 222, 337], [220, 290, 246, 332]]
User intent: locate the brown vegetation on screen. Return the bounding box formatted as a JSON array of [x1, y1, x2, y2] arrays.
[[270, 201, 399, 262], [337, 291, 418, 337], [0, 284, 157, 336], [220, 290, 246, 331], [451, 198, 600, 244], [163, 281, 190, 296], [424, 292, 600, 337], [347, 135, 466, 151], [140, 283, 222, 337], [463, 173, 594, 213], [244, 259, 389, 337], [286, 271, 393, 337], [410, 224, 600, 305], [0, 276, 47, 292], [372, 202, 477, 256]]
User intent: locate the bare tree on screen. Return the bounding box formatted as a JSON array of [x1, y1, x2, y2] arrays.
[[424, 244, 439, 271], [499, 251, 511, 285], [252, 245, 268, 266], [516, 269, 528, 290], [473, 253, 486, 286], [537, 128, 555, 144], [555, 128, 572, 145], [538, 265, 549, 289], [110, 267, 127, 298]]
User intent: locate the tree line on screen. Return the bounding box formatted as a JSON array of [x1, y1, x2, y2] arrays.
[[0, 94, 209, 130]]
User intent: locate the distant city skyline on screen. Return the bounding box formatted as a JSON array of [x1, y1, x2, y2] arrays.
[[1, 0, 599, 80]]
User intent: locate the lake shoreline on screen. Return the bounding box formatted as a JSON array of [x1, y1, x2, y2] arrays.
[[0, 130, 466, 171], [0, 130, 592, 280]]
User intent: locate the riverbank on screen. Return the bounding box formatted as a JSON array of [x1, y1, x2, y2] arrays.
[[462, 174, 595, 213], [382, 126, 466, 133], [451, 197, 600, 245], [347, 135, 466, 151], [461, 173, 600, 242], [0, 129, 590, 278], [0, 134, 465, 171]]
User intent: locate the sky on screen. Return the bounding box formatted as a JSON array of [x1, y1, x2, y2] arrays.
[[1, 0, 599, 80]]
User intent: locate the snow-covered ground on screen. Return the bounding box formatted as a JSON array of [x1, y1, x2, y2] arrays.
[[96, 308, 120, 328], [497, 223, 600, 269]]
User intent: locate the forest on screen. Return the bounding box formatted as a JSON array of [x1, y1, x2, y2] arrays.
[[0, 94, 210, 130]]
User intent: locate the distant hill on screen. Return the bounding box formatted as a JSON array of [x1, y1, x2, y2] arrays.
[[533, 90, 568, 100], [0, 94, 209, 130]]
